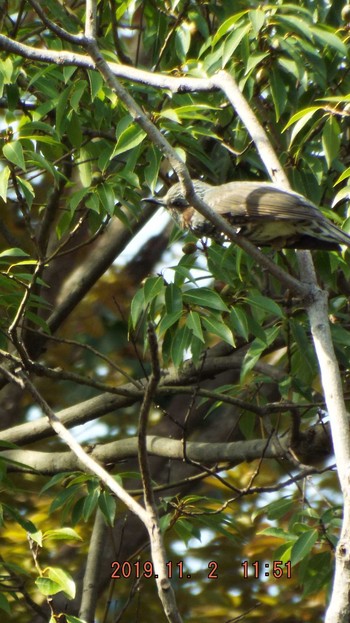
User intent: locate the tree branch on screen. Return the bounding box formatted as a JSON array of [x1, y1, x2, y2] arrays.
[[0, 433, 315, 475], [79, 509, 107, 623], [0, 346, 283, 446], [136, 324, 183, 623]]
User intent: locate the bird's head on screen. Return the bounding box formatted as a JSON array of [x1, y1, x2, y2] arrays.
[[143, 180, 210, 224]]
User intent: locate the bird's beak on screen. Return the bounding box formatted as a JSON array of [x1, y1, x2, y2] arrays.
[[142, 196, 166, 207]]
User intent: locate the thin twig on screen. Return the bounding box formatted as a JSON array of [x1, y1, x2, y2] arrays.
[[17, 368, 150, 524], [138, 324, 161, 510]]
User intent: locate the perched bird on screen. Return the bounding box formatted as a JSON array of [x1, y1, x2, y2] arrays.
[[144, 180, 350, 250]]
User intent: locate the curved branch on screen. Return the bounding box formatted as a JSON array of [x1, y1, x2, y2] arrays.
[[0, 35, 217, 93]]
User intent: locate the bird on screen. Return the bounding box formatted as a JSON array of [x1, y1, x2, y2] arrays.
[[144, 179, 350, 250]]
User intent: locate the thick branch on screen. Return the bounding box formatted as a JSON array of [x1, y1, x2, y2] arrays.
[[0, 349, 283, 446], [0, 435, 289, 474], [79, 509, 106, 623]]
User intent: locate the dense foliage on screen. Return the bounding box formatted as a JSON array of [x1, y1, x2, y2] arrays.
[[0, 1, 350, 621]]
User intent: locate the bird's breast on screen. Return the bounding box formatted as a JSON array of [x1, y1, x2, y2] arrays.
[[169, 206, 197, 229]]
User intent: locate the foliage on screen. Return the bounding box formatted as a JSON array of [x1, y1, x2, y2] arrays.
[[0, 1, 349, 622]]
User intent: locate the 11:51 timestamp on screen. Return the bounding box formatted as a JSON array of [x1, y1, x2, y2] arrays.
[[242, 561, 292, 579]]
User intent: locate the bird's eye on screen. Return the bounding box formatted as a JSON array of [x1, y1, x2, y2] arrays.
[[170, 198, 188, 209]]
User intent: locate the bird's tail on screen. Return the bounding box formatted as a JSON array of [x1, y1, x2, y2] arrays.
[[321, 220, 350, 247]]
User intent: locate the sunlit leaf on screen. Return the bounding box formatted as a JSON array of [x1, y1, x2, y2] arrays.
[[2, 141, 26, 171]]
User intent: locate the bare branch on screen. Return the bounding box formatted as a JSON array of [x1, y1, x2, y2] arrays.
[[211, 71, 290, 187], [0, 434, 310, 475], [79, 509, 107, 622], [0, 35, 217, 93], [84, 0, 96, 40], [27, 0, 84, 45], [137, 324, 183, 623]]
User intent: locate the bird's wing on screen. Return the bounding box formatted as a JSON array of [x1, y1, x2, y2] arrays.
[[204, 182, 323, 222]]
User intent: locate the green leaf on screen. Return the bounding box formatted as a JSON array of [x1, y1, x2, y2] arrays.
[[335, 167, 350, 185], [171, 104, 220, 120], [47, 567, 76, 599], [130, 288, 145, 328], [264, 497, 294, 521], [283, 106, 320, 133], [222, 23, 251, 68], [112, 124, 147, 158], [56, 85, 72, 137], [0, 247, 30, 257], [202, 315, 235, 346], [230, 307, 249, 341], [270, 68, 287, 121], [35, 577, 63, 596], [40, 472, 71, 493], [0, 593, 11, 614], [158, 310, 182, 335], [175, 23, 191, 61], [144, 276, 165, 305], [0, 57, 13, 85], [0, 166, 10, 201], [245, 52, 269, 76], [28, 530, 43, 547], [86, 193, 100, 213], [144, 145, 161, 193], [96, 183, 115, 216], [70, 80, 86, 113], [67, 113, 83, 148], [26, 151, 60, 182], [301, 553, 333, 597], [183, 287, 229, 312], [170, 325, 192, 367], [174, 517, 201, 545], [258, 527, 297, 541], [332, 186, 350, 208], [49, 485, 81, 513], [186, 311, 205, 342], [71, 498, 85, 526], [322, 116, 340, 169], [24, 311, 50, 334], [98, 491, 117, 527], [43, 528, 82, 542], [2, 141, 26, 171], [78, 147, 92, 188], [291, 529, 319, 566], [245, 293, 284, 318], [87, 70, 103, 101], [83, 488, 100, 521], [212, 11, 249, 45], [249, 9, 265, 36], [69, 187, 90, 213], [310, 25, 347, 56], [159, 108, 181, 123], [16, 177, 35, 208], [165, 283, 183, 314], [275, 15, 313, 41], [3, 504, 37, 533], [240, 326, 280, 381]]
